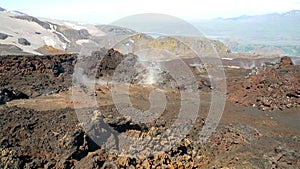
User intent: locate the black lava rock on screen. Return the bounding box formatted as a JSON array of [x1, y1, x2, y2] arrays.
[[0, 33, 9, 40], [0, 88, 29, 104], [52, 62, 65, 77], [18, 38, 31, 46]]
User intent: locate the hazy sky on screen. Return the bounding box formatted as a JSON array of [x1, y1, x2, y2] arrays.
[[1, 0, 300, 24]]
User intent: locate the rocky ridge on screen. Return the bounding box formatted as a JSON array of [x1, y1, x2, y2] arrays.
[[228, 56, 300, 111]]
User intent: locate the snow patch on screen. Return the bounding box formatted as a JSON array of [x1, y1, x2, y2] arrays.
[[64, 22, 87, 30], [76, 39, 90, 45], [10, 11, 26, 16], [189, 63, 203, 67], [43, 36, 57, 47], [129, 39, 134, 43], [222, 57, 234, 60], [49, 24, 57, 31], [284, 11, 300, 17], [226, 66, 240, 69], [48, 23, 70, 46], [54, 31, 70, 44]]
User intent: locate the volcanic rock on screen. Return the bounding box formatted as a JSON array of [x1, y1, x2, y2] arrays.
[[0, 33, 9, 40], [228, 56, 300, 111], [18, 38, 31, 46], [13, 15, 51, 30], [0, 7, 6, 11], [0, 54, 76, 98], [0, 88, 28, 105]]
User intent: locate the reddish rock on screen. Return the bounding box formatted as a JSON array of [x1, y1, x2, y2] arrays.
[[0, 54, 76, 97], [228, 56, 300, 111], [279, 56, 294, 68]]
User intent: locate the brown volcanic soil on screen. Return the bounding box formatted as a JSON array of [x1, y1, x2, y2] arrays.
[[0, 54, 76, 98], [0, 51, 300, 168], [228, 57, 300, 111], [1, 87, 300, 168]]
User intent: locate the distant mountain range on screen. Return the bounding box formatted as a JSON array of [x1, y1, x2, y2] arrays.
[[220, 10, 300, 20], [195, 10, 300, 56]]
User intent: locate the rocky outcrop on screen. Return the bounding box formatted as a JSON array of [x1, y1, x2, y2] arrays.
[[18, 38, 31, 46], [0, 54, 76, 98], [0, 7, 5, 12], [228, 56, 300, 111], [0, 44, 29, 55], [0, 33, 9, 40], [78, 48, 173, 86], [95, 48, 131, 78], [12, 15, 51, 30], [95, 48, 139, 84], [96, 25, 136, 36], [0, 89, 28, 105], [56, 26, 91, 42]]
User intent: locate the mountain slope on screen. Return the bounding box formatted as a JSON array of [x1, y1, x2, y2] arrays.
[[0, 8, 233, 57], [0, 7, 5, 12], [195, 10, 300, 56], [0, 10, 110, 55], [0, 11, 66, 55]]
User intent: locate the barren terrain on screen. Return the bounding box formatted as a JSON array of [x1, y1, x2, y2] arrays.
[[0, 50, 299, 168]]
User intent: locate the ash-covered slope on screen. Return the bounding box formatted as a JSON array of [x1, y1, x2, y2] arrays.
[[0, 8, 144, 56], [0, 9, 110, 55], [0, 11, 67, 55]]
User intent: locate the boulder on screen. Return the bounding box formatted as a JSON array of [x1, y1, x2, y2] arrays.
[[0, 88, 29, 104], [0, 33, 9, 40], [18, 38, 31, 46], [279, 56, 294, 68]]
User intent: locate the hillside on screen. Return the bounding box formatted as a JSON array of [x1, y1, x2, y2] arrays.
[[195, 10, 300, 56], [0, 9, 107, 55], [0, 8, 231, 57]]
